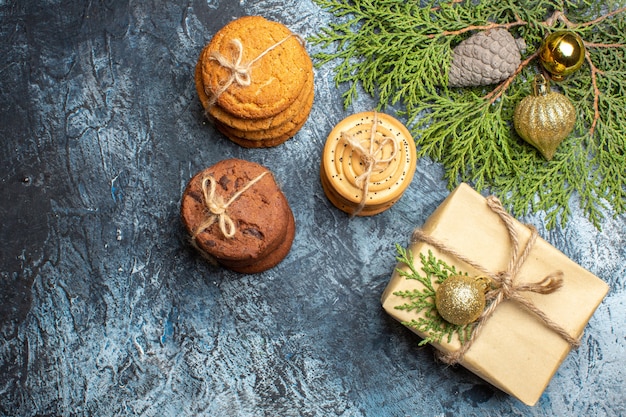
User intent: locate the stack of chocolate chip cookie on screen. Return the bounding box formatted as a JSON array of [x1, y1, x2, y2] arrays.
[[180, 159, 295, 274], [195, 16, 314, 148]]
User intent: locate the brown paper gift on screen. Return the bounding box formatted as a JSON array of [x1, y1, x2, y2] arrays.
[[381, 183, 609, 406]]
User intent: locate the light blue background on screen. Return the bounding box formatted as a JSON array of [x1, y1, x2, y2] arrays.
[[1, 1, 624, 416]]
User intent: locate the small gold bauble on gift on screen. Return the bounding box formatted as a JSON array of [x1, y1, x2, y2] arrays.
[[539, 31, 585, 81], [435, 275, 491, 326], [513, 74, 576, 160]]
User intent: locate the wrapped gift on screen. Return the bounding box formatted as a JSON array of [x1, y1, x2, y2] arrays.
[[381, 183, 609, 406]]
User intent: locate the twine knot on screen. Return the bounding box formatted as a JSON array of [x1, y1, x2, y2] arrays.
[[494, 272, 514, 298], [359, 153, 376, 171], [209, 39, 252, 90], [410, 191, 580, 365], [192, 171, 267, 240], [207, 201, 227, 216], [205, 34, 302, 107], [340, 112, 399, 215]]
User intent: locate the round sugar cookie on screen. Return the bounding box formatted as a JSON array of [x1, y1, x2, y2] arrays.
[[200, 16, 311, 119], [215, 99, 313, 148], [208, 71, 314, 135], [214, 82, 314, 141]]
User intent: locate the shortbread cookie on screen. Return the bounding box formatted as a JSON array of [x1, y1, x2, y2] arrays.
[[320, 111, 417, 216]]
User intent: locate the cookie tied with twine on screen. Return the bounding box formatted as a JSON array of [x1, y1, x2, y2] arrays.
[[320, 111, 417, 216], [195, 16, 314, 148], [180, 159, 295, 274], [205, 34, 302, 110], [191, 171, 268, 240], [340, 112, 399, 215]]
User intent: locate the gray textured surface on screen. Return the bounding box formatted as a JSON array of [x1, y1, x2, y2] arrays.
[[1, 1, 624, 416]]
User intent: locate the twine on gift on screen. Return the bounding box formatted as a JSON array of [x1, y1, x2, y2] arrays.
[[410, 195, 580, 366], [205, 34, 303, 107], [340, 112, 399, 216], [192, 171, 268, 240]]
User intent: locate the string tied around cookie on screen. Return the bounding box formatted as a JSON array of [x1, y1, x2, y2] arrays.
[[340, 111, 399, 216], [410, 194, 580, 366], [206, 34, 303, 107], [192, 171, 267, 240]]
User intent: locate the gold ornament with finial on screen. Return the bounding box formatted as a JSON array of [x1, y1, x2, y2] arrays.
[[435, 275, 491, 326], [539, 31, 586, 81], [513, 74, 576, 160]]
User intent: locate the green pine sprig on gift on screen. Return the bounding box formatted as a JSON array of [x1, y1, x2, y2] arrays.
[[310, 0, 626, 229], [393, 245, 473, 346]]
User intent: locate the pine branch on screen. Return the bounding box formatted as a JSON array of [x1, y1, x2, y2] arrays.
[[394, 248, 472, 346], [311, 0, 626, 229]]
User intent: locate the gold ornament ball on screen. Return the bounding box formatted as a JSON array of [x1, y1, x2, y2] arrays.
[[539, 31, 585, 80], [435, 275, 490, 326], [513, 74, 576, 160]]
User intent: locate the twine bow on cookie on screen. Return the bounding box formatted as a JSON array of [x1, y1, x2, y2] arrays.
[[340, 112, 399, 216], [206, 34, 303, 107], [192, 172, 267, 240], [411, 194, 580, 365]]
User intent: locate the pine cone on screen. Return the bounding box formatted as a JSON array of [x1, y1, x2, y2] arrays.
[[448, 28, 526, 88]]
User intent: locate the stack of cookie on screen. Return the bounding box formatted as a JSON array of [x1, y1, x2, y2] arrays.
[[181, 159, 295, 274], [195, 16, 314, 148], [320, 111, 417, 216]]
